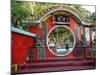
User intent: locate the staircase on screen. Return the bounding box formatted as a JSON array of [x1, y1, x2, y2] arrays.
[[12, 59, 95, 74]]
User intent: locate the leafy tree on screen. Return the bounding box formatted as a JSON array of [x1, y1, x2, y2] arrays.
[[90, 12, 96, 22], [11, 0, 33, 29], [11, 1, 49, 30], [74, 5, 92, 22], [90, 12, 96, 29], [11, 1, 95, 30]]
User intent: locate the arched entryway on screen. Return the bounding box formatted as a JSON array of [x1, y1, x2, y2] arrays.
[[28, 8, 84, 59]]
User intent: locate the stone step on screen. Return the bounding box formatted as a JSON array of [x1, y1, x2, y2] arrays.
[[25, 60, 94, 66], [27, 58, 85, 63], [12, 60, 95, 74], [19, 60, 95, 70], [14, 65, 95, 74]]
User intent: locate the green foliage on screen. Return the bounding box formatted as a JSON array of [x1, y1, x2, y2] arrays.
[[90, 12, 96, 28], [74, 5, 96, 23], [49, 27, 74, 43], [74, 5, 92, 21], [11, 0, 32, 18], [11, 0, 34, 30], [11, 1, 96, 30], [90, 12, 96, 21], [11, 1, 48, 30]]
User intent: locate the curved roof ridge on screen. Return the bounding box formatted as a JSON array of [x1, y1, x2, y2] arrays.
[[39, 8, 83, 25]]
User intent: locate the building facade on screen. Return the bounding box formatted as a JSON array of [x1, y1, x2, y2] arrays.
[[11, 4, 96, 74]]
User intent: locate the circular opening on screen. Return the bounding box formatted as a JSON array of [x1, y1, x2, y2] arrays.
[[47, 25, 76, 56]]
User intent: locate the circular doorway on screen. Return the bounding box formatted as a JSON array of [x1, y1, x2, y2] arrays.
[[47, 25, 76, 56]]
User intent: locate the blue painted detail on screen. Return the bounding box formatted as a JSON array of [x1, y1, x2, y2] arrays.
[[11, 27, 36, 37]]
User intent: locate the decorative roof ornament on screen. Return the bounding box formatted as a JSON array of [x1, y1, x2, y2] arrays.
[[22, 3, 93, 26]]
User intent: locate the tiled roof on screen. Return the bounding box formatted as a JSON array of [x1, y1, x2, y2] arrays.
[[11, 26, 36, 37]]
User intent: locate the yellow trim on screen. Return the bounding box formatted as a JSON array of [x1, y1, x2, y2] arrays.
[[12, 64, 18, 71]]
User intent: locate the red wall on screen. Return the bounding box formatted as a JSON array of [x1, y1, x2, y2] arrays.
[[12, 32, 36, 64], [28, 15, 81, 60], [28, 24, 43, 36], [45, 16, 80, 59]]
